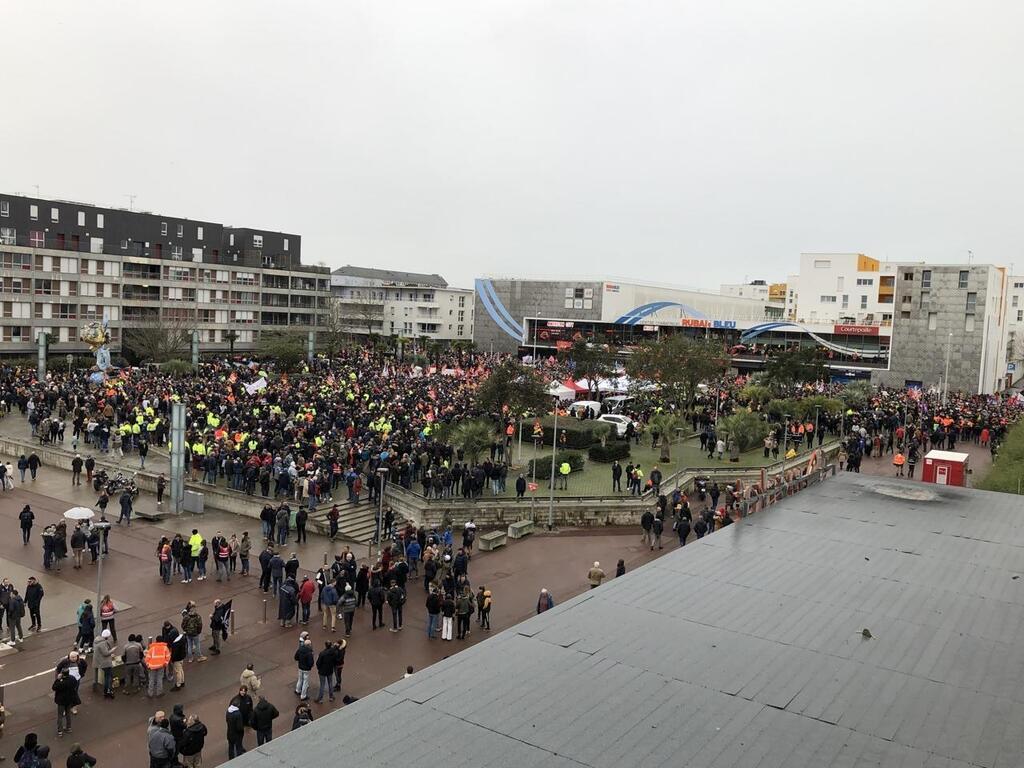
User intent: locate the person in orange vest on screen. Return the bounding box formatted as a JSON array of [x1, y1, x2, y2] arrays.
[[893, 451, 906, 477], [145, 635, 172, 698]]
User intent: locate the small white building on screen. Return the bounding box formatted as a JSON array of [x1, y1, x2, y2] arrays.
[[330, 266, 474, 343]]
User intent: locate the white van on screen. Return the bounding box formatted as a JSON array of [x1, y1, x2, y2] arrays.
[[568, 400, 602, 419], [602, 395, 633, 414]]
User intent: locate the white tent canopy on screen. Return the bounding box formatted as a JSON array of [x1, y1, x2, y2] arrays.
[[574, 376, 631, 393], [546, 381, 576, 401]]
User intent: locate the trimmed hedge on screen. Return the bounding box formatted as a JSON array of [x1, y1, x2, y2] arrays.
[[588, 442, 631, 462], [525, 416, 612, 449], [527, 451, 585, 480]]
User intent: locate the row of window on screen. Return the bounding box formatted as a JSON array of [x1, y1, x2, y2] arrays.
[[902, 269, 971, 289], [0, 202, 105, 230], [0, 325, 121, 343]]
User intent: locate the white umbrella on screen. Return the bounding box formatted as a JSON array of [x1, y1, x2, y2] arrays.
[[64, 507, 95, 521]]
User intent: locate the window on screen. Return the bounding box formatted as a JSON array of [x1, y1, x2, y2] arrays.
[[50, 207, 59, 222], [0, 227, 15, 245], [836, 277, 845, 291], [173, 224, 182, 238], [966, 292, 977, 312], [197, 226, 203, 240], [252, 234, 263, 249], [920, 290, 930, 307], [958, 270, 969, 289], [965, 314, 975, 332], [77, 211, 85, 226], [0, 201, 8, 217], [29, 230, 44, 248], [900, 311, 911, 319], [120, 239, 128, 250], [458, 295, 465, 307], [283, 238, 289, 251], [96, 213, 104, 228], [921, 270, 931, 288], [29, 205, 38, 220], [813, 259, 831, 269], [841, 295, 849, 309], [229, 233, 235, 246], [856, 278, 874, 286], [928, 312, 937, 331], [819, 295, 837, 303], [1015, 282, 1024, 289], [1014, 295, 1020, 308], [1018, 310, 1023, 322], [171, 246, 183, 260], [860, 295, 868, 309], [900, 294, 912, 305], [161, 222, 168, 236], [903, 271, 913, 281]]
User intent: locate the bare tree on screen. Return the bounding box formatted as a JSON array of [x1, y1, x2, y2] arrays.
[[122, 316, 192, 364]]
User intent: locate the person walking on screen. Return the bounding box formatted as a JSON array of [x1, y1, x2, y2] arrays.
[[178, 714, 207, 768], [294, 638, 313, 701], [53, 668, 77, 737], [651, 515, 664, 550], [75, 600, 95, 653], [70, 526, 87, 570], [156, 474, 166, 507], [95, 629, 117, 699], [587, 561, 606, 589], [28, 451, 40, 481], [640, 509, 654, 548], [252, 695, 279, 746], [479, 588, 492, 630], [19, 505, 34, 545], [239, 532, 251, 576], [338, 585, 357, 636], [117, 490, 133, 526], [240, 663, 261, 693], [26, 576, 43, 632], [210, 599, 229, 656], [297, 577, 315, 625]]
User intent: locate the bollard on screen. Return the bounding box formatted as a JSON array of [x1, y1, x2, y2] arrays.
[[262, 599, 267, 624], [230, 609, 236, 635]]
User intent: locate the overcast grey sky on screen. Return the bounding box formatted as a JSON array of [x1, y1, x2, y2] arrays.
[[3, 0, 1023, 287]]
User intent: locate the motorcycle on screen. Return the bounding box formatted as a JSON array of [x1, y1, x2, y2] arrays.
[[105, 471, 139, 500], [695, 476, 708, 503], [92, 469, 109, 492]]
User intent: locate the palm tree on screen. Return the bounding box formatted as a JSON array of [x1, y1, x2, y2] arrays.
[[648, 413, 682, 464], [225, 330, 239, 356], [448, 420, 496, 465]]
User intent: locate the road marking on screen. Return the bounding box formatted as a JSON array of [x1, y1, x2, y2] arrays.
[[4, 667, 55, 687]]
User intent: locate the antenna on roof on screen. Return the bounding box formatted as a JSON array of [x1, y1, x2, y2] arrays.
[[32, 185, 40, 198], [125, 193, 137, 212]]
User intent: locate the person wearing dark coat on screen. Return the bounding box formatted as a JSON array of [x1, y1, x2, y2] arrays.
[[314, 642, 337, 703], [251, 696, 280, 746], [291, 704, 314, 731], [18, 505, 34, 544], [13, 733, 38, 766], [25, 576, 43, 631], [225, 700, 247, 760], [66, 743, 98, 768], [178, 714, 208, 766], [53, 668, 78, 736], [258, 546, 274, 593], [170, 703, 187, 748], [278, 577, 298, 628]]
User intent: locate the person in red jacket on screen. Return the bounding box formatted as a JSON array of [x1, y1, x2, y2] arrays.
[[297, 577, 315, 626]]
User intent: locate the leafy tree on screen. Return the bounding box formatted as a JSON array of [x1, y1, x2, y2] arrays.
[[648, 413, 682, 463], [566, 338, 617, 399], [740, 383, 773, 408], [626, 334, 728, 407], [839, 381, 874, 411], [224, 330, 240, 356], [476, 360, 551, 418], [764, 346, 827, 388], [719, 411, 769, 452], [256, 330, 305, 372]]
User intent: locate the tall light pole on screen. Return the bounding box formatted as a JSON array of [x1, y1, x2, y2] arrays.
[[814, 405, 821, 448], [943, 332, 953, 405], [94, 519, 111, 611], [370, 467, 388, 559], [783, 413, 791, 456], [547, 397, 558, 531]]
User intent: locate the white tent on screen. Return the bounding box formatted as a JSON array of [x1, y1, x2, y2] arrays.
[[546, 381, 576, 401]]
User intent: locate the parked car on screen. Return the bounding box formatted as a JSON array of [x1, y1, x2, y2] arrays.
[[596, 414, 635, 438]]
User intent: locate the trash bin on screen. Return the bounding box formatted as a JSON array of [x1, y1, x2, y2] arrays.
[[184, 490, 205, 514]]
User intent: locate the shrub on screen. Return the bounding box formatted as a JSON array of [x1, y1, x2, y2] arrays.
[[588, 442, 630, 462], [536, 417, 603, 449], [719, 411, 770, 452], [527, 451, 585, 480]]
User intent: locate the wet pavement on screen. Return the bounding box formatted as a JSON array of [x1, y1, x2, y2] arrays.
[[0, 459, 666, 766]]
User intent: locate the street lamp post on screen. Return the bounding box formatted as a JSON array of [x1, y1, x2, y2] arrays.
[[370, 467, 388, 559], [547, 397, 558, 531], [783, 414, 791, 456], [943, 332, 953, 405], [93, 519, 111, 610], [814, 406, 821, 448]]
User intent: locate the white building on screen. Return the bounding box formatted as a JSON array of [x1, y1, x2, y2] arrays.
[[1005, 276, 1024, 383], [330, 266, 474, 342], [787, 253, 898, 326]]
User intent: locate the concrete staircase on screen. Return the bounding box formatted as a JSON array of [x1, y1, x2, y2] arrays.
[[307, 500, 401, 544]]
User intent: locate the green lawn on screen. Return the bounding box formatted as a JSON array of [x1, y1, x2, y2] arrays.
[[491, 436, 795, 498]]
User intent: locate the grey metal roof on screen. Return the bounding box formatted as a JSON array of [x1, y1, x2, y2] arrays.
[[331, 265, 449, 288], [228, 474, 1024, 767]]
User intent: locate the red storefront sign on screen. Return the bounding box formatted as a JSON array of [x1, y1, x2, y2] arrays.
[[833, 324, 879, 336]]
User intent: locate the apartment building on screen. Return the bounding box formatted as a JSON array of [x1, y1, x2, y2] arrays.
[[787, 253, 898, 326], [873, 264, 1008, 394], [719, 279, 786, 316], [0, 194, 330, 357], [330, 266, 474, 342]]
